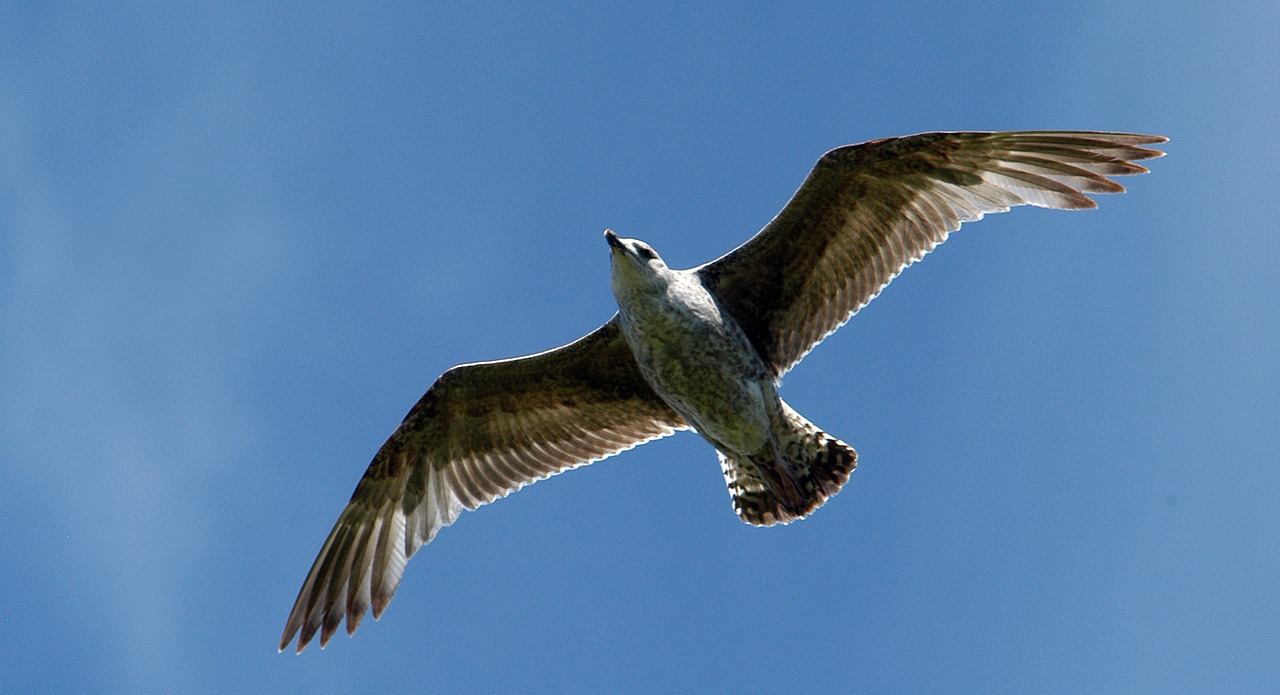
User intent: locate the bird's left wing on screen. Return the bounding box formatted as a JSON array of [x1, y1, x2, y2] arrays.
[[280, 317, 685, 653], [696, 131, 1166, 377]]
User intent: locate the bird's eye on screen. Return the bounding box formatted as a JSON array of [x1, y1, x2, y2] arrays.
[[636, 246, 658, 261]]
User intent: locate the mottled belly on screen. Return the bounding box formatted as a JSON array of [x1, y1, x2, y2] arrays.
[[621, 302, 774, 454]]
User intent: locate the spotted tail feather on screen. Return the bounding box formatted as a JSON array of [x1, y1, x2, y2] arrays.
[[719, 404, 857, 526]]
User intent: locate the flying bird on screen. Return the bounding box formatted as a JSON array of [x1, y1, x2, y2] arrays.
[[281, 130, 1165, 652]]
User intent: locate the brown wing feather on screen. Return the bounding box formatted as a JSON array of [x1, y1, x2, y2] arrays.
[[280, 317, 685, 652], [697, 131, 1167, 377]]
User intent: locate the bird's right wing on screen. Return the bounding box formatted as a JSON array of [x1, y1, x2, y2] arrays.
[[280, 317, 685, 653], [696, 131, 1166, 377]]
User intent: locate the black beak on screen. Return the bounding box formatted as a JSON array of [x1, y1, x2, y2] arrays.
[[604, 229, 624, 251]]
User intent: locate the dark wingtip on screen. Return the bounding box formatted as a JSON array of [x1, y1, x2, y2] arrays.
[[280, 629, 299, 654]]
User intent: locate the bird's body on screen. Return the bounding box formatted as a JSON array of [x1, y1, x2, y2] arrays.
[[610, 236, 771, 455], [607, 230, 854, 522], [281, 130, 1166, 652]]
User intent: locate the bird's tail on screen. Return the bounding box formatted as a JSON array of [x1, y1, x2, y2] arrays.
[[718, 402, 857, 526]]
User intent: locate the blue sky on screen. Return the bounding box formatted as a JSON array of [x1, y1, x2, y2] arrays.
[[2, 2, 1277, 693]]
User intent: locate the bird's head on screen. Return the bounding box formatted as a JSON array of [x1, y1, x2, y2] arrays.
[[605, 229, 669, 299]]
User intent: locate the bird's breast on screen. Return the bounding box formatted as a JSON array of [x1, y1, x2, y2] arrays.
[[615, 277, 773, 452]]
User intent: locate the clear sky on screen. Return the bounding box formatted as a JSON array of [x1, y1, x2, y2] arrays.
[[2, 2, 1277, 693]]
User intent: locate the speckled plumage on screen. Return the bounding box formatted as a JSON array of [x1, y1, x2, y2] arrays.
[[606, 229, 855, 524], [281, 131, 1166, 653]]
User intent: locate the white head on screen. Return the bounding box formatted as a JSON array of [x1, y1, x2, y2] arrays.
[[605, 229, 670, 300]]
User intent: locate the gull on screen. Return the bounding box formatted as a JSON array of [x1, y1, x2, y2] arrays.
[[281, 130, 1165, 652]]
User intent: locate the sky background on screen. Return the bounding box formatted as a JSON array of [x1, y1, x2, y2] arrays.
[[2, 2, 1277, 693]]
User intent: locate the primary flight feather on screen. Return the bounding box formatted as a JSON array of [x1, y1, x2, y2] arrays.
[[281, 130, 1165, 652]]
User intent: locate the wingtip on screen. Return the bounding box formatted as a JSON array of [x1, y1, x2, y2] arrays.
[[1119, 133, 1167, 159], [1131, 147, 1166, 161], [346, 609, 367, 636], [1107, 132, 1167, 146], [1060, 190, 1099, 209], [372, 594, 391, 620]]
